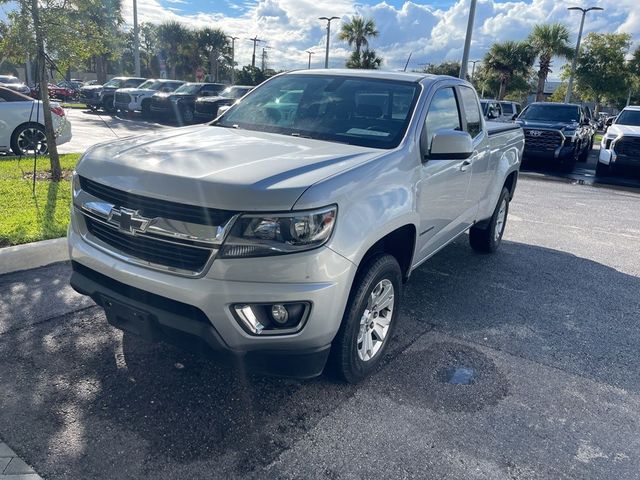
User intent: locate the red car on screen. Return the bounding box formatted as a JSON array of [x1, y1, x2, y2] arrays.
[[29, 83, 77, 101]]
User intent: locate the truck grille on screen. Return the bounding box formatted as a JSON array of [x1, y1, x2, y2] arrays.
[[80, 89, 99, 100], [85, 217, 212, 272], [79, 177, 235, 225], [115, 92, 131, 104], [615, 136, 640, 158], [78, 177, 238, 275], [523, 129, 563, 151]]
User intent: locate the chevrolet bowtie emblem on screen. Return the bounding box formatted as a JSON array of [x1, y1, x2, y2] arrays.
[[108, 207, 151, 235]]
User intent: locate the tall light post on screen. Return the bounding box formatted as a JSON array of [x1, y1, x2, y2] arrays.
[[564, 6, 603, 103], [319, 16, 340, 69], [306, 50, 315, 69], [133, 0, 140, 76], [459, 0, 477, 79], [227, 36, 239, 84], [468, 59, 480, 82]]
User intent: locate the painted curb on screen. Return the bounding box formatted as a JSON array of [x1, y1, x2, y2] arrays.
[[0, 237, 68, 275]]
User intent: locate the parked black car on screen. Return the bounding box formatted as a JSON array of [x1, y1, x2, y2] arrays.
[[150, 82, 227, 124], [194, 85, 254, 122], [80, 77, 146, 112], [515, 102, 593, 172]]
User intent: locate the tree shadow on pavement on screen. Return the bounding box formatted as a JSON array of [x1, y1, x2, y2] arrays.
[[0, 237, 639, 478]]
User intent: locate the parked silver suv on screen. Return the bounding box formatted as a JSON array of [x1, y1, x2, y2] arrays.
[[68, 70, 524, 382]]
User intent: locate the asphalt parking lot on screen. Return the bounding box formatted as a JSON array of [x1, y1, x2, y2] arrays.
[[1, 176, 639, 479]]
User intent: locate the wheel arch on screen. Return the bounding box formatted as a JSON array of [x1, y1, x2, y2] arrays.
[[355, 224, 417, 283]]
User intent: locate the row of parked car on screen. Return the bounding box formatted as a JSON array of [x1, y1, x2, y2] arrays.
[[78, 77, 254, 124]]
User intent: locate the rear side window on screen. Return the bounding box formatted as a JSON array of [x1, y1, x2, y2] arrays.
[[459, 86, 482, 138], [501, 103, 514, 114], [424, 87, 461, 149]]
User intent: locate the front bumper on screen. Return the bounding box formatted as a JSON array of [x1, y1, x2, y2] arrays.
[[114, 100, 139, 111], [523, 144, 575, 162], [67, 220, 356, 377]]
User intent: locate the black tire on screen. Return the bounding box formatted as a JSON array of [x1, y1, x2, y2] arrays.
[[103, 98, 116, 114], [595, 161, 610, 177], [578, 141, 590, 163], [10, 123, 48, 156], [180, 105, 194, 124], [560, 148, 578, 173], [88, 105, 98, 112], [469, 187, 510, 253], [141, 100, 151, 118], [329, 254, 402, 383]]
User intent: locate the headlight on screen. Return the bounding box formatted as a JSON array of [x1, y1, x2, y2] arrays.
[[219, 206, 337, 258]]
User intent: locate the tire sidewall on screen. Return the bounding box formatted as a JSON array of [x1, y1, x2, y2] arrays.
[[339, 255, 402, 382], [488, 188, 510, 251]]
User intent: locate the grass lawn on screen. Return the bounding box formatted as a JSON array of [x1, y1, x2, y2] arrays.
[[0, 153, 80, 247], [61, 103, 87, 109], [595, 133, 603, 143]]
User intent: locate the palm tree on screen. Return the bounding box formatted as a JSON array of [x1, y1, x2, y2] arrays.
[[346, 49, 382, 69], [338, 16, 378, 58], [483, 41, 535, 100], [197, 28, 229, 82], [528, 23, 573, 102], [157, 21, 190, 79]]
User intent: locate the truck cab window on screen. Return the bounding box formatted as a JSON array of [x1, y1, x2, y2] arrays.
[[424, 87, 461, 149], [459, 86, 482, 138]]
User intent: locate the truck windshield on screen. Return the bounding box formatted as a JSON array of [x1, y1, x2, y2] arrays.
[[174, 84, 202, 94], [214, 74, 420, 149], [138, 80, 162, 90], [519, 104, 580, 123], [103, 79, 124, 88], [615, 110, 640, 126]]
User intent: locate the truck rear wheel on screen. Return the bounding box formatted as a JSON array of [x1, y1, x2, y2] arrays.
[[329, 254, 402, 383], [469, 187, 510, 253]]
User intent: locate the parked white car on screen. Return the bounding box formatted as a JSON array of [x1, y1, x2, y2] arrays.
[[499, 101, 522, 121], [597, 105, 640, 177], [0, 87, 71, 156], [114, 79, 185, 116]]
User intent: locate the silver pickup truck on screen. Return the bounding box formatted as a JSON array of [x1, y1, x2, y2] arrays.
[[68, 70, 524, 382]]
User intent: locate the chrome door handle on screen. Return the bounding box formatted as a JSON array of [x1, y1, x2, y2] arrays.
[[460, 159, 472, 172]]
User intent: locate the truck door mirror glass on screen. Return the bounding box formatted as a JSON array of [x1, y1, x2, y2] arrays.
[[217, 105, 231, 115], [427, 130, 473, 161]]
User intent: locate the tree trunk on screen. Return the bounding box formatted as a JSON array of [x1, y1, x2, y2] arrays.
[[498, 77, 507, 100], [95, 55, 107, 84], [536, 70, 546, 102], [30, 0, 61, 181]]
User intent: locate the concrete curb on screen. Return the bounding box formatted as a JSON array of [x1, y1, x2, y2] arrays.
[[0, 237, 67, 275]]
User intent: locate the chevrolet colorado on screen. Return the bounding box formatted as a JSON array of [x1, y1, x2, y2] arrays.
[[68, 70, 524, 382]]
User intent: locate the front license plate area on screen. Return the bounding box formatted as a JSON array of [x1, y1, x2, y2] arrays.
[[101, 295, 158, 339]]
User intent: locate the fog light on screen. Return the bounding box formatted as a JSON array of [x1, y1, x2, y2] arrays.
[[231, 302, 311, 335], [271, 304, 289, 325]]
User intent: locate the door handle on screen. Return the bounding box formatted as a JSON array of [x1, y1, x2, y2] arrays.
[[460, 159, 472, 172]]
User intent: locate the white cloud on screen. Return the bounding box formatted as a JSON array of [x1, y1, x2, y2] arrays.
[[122, 0, 639, 74]]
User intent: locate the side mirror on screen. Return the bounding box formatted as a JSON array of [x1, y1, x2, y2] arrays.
[[217, 105, 231, 115], [511, 113, 518, 121], [425, 130, 473, 161]]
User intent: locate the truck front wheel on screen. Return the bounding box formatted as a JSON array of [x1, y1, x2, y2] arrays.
[[329, 254, 402, 383], [469, 187, 510, 253]]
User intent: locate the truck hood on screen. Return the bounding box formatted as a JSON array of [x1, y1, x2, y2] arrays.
[[117, 87, 156, 95], [76, 125, 383, 211], [607, 124, 640, 137], [516, 119, 580, 131]]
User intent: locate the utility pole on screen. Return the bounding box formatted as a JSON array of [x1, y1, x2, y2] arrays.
[[248, 36, 264, 68], [565, 6, 603, 103], [319, 16, 340, 69], [133, 0, 141, 76], [403, 52, 412, 72], [459, 0, 477, 79], [227, 36, 239, 84], [306, 50, 314, 69]]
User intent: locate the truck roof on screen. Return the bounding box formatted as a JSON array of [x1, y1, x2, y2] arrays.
[[288, 69, 441, 83], [622, 105, 640, 111]]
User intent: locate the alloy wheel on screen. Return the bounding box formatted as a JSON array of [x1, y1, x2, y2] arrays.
[[357, 279, 395, 362]]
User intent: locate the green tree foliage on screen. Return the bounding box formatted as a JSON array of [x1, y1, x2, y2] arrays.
[[483, 41, 535, 100], [572, 33, 631, 111], [338, 16, 378, 58], [528, 23, 573, 102], [197, 28, 229, 82], [346, 49, 382, 69], [421, 61, 461, 77], [156, 21, 192, 79]]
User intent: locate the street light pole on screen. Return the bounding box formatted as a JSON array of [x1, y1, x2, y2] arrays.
[[306, 50, 315, 69], [565, 6, 603, 103], [133, 0, 140, 76], [227, 36, 239, 84], [459, 0, 477, 79], [469, 59, 480, 82], [319, 16, 340, 69]]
